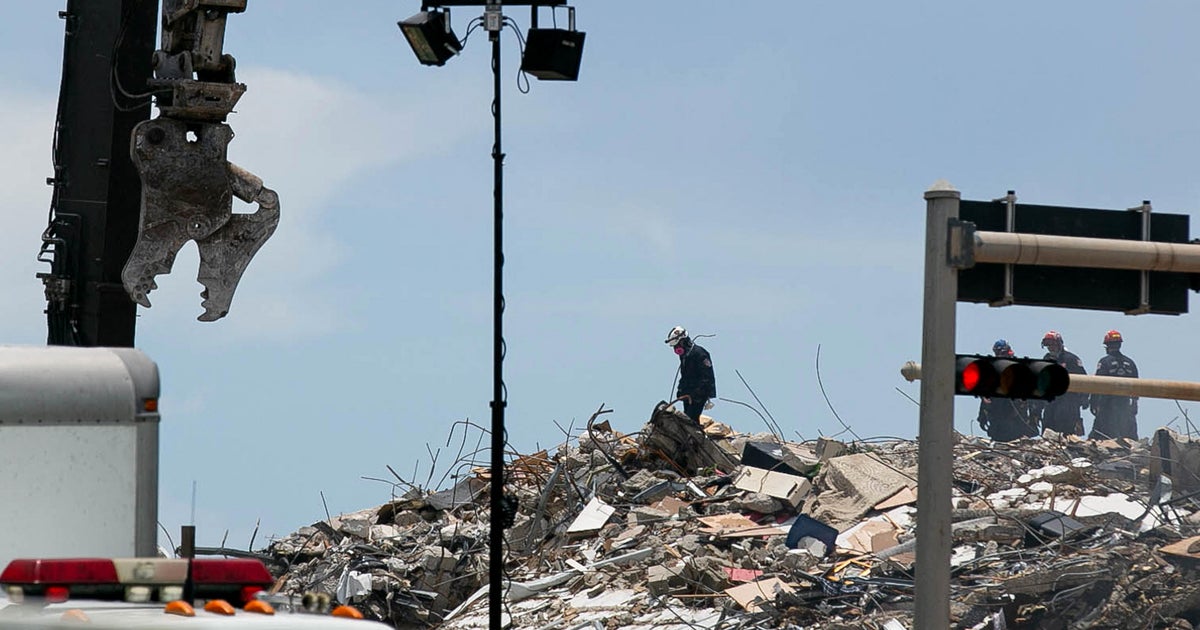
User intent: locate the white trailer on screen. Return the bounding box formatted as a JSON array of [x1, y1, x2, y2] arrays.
[[0, 346, 160, 571]]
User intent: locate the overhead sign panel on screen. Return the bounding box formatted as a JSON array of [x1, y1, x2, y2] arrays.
[[957, 199, 1192, 314]]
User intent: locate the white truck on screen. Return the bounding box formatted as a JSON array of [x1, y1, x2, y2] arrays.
[[0, 346, 390, 629], [0, 345, 160, 571]]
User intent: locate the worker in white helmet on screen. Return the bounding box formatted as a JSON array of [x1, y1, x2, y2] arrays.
[[664, 326, 716, 425]]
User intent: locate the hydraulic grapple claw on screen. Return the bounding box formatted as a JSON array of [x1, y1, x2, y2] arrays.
[[122, 118, 278, 321]]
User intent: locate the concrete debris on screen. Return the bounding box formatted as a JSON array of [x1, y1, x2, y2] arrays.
[[566, 497, 616, 536], [247, 411, 1200, 629], [733, 466, 812, 508]]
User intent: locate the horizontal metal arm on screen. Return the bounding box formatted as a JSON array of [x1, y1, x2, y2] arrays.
[[428, 0, 566, 4], [956, 228, 1200, 273], [901, 361, 1200, 402]]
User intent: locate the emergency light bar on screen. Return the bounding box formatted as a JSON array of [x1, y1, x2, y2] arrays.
[[0, 558, 273, 605]]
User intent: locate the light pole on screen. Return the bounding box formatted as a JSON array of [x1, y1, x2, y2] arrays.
[[398, 3, 584, 628]]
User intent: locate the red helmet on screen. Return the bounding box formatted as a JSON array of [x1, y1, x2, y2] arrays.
[[1103, 329, 1123, 345], [1041, 330, 1063, 348]]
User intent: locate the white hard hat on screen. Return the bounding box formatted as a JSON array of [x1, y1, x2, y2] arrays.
[[664, 326, 688, 346]]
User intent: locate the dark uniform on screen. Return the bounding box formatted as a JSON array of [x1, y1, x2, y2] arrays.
[[677, 343, 716, 425], [1090, 350, 1139, 440], [1040, 349, 1087, 435], [977, 396, 1039, 442]]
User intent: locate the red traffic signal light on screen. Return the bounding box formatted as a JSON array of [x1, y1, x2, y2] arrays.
[[955, 354, 1069, 400], [956, 356, 997, 395]]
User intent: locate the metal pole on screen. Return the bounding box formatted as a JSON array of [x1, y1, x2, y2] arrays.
[[180, 525, 195, 605], [915, 180, 959, 630], [902, 361, 1200, 402], [488, 13, 506, 630], [966, 231, 1200, 273]]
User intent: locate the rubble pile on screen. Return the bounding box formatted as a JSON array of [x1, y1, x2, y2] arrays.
[[256, 406, 1200, 629]]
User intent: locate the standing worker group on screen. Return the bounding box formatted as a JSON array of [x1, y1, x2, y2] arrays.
[[1038, 331, 1088, 436], [664, 326, 716, 425], [1090, 329, 1139, 440]]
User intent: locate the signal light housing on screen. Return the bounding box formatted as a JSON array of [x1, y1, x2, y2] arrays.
[[955, 354, 1069, 401], [0, 558, 273, 605]]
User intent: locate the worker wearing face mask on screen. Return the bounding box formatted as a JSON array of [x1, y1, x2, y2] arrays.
[[664, 326, 716, 425]]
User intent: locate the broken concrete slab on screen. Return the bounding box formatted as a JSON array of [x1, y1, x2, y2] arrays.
[[732, 466, 812, 508], [806, 453, 913, 530], [730, 491, 784, 514], [567, 497, 616, 536], [1151, 427, 1200, 496]]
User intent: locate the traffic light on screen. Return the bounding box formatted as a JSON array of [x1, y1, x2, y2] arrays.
[[955, 354, 1069, 400]]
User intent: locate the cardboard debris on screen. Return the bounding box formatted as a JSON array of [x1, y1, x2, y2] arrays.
[[696, 513, 760, 535], [699, 415, 734, 438], [650, 496, 687, 516], [873, 486, 918, 511], [838, 518, 901, 555], [871, 529, 900, 553], [725, 577, 795, 612], [1160, 535, 1200, 559]]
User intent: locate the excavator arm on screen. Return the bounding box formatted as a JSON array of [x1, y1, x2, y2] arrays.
[[39, 0, 277, 344]]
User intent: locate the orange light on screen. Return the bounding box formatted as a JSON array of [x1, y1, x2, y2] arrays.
[[164, 600, 196, 617], [60, 609, 90, 623], [143, 398, 158, 412], [204, 599, 236, 616], [244, 600, 275, 615], [331, 605, 364, 620]]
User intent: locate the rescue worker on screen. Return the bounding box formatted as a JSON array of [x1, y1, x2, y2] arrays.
[[1089, 329, 1139, 440], [664, 326, 716, 425], [1038, 330, 1088, 435], [976, 339, 1039, 441]]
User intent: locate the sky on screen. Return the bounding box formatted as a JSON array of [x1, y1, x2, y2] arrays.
[[3, 2, 1200, 550]]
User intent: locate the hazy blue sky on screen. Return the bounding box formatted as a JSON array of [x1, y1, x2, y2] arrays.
[[3, 2, 1200, 549]]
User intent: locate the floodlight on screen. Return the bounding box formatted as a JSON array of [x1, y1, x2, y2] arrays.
[[398, 10, 462, 67], [520, 7, 584, 81]]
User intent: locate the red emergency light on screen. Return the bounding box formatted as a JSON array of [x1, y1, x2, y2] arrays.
[[1, 558, 273, 605]]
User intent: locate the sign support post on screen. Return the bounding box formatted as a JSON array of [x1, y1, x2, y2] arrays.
[[914, 180, 960, 629]]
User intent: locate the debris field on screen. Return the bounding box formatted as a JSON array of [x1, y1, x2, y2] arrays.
[[247, 403, 1200, 629]]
